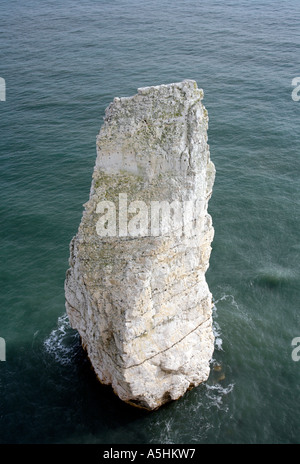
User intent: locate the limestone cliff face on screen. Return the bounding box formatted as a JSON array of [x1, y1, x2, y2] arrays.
[[65, 80, 215, 410]]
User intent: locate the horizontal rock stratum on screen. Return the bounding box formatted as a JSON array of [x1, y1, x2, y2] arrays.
[[65, 80, 216, 410]]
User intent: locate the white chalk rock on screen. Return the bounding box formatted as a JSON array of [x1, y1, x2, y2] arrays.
[[65, 80, 215, 410]]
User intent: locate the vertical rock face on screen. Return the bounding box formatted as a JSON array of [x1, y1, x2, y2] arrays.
[[65, 80, 215, 410]]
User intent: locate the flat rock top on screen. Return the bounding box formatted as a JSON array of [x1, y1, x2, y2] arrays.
[[94, 79, 207, 181]]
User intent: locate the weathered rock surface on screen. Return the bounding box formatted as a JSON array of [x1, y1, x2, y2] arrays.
[[65, 80, 215, 410]]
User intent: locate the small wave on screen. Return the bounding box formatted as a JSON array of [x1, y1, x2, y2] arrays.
[[212, 305, 223, 351], [211, 295, 237, 352], [209, 295, 235, 411], [214, 293, 240, 310], [44, 313, 80, 366], [212, 292, 246, 347], [205, 382, 235, 411], [254, 266, 297, 289]]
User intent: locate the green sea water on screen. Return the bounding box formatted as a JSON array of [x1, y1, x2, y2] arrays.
[[1, 0, 300, 444]]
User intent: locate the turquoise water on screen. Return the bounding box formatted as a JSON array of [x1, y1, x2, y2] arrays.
[[1, 0, 300, 444]]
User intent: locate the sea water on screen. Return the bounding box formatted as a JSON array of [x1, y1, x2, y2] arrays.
[[1, 0, 300, 444]]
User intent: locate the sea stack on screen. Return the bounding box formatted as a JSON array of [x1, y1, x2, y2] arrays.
[[65, 80, 215, 410]]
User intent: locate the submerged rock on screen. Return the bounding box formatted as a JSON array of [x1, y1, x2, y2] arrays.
[[65, 80, 215, 410]]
